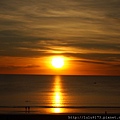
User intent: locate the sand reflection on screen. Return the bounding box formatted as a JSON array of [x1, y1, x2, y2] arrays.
[[52, 76, 64, 113]]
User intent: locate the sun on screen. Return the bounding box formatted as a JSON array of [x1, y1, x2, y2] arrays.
[[51, 57, 64, 68]]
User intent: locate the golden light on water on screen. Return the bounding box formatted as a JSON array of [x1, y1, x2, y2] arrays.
[[55, 92, 60, 104], [54, 108, 61, 113], [52, 76, 64, 113]]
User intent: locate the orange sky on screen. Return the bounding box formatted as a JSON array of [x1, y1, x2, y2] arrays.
[[0, 0, 120, 75], [0, 56, 119, 75]]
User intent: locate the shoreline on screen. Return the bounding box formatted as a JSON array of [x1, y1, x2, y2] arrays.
[[0, 106, 120, 115]]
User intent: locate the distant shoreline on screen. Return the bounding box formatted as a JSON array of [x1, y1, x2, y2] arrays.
[[1, 106, 120, 108], [0, 74, 120, 77]]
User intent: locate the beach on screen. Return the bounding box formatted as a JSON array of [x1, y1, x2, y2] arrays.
[[0, 75, 120, 119]]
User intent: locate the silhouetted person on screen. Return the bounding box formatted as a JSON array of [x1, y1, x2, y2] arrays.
[[105, 111, 107, 114], [25, 106, 27, 112], [28, 106, 30, 112], [25, 106, 30, 113]]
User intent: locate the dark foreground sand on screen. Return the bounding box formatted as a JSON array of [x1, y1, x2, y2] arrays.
[[0, 113, 120, 120]]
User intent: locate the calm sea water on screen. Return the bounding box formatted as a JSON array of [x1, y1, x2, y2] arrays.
[[0, 74, 120, 114]]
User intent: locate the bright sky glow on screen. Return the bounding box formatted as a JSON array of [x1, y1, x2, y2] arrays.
[[52, 57, 64, 68]]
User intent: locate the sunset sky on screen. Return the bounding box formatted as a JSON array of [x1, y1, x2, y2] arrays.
[[0, 0, 120, 75]]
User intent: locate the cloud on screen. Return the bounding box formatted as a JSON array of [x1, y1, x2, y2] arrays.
[[0, 0, 120, 70], [62, 52, 120, 67], [0, 65, 40, 70]]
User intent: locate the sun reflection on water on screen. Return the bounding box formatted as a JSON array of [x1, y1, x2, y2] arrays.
[[52, 76, 64, 113]]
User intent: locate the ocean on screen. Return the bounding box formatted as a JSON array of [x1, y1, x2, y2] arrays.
[[0, 74, 120, 114]]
